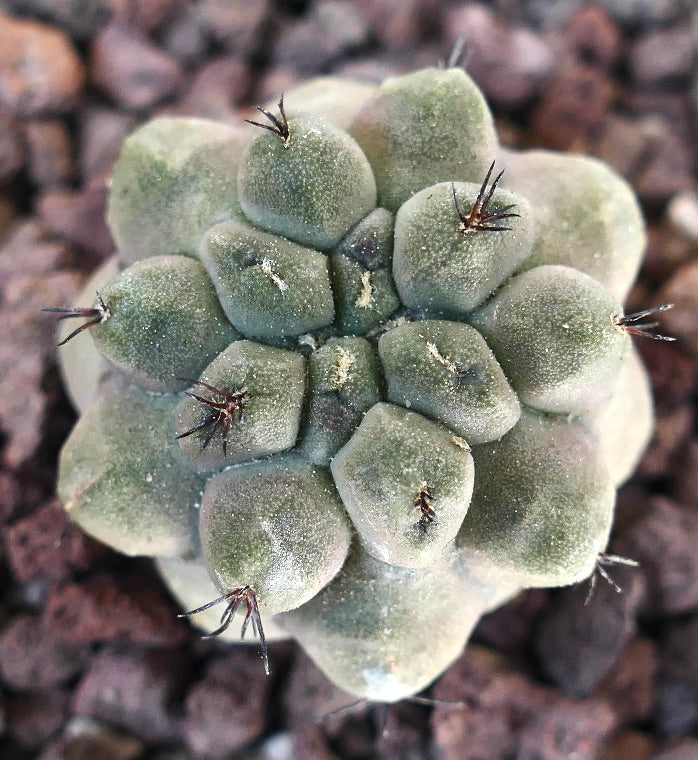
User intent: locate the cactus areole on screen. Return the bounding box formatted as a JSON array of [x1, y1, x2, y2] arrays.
[[49, 64, 664, 702]]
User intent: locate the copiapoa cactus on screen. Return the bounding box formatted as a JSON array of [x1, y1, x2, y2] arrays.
[[46, 62, 672, 703]]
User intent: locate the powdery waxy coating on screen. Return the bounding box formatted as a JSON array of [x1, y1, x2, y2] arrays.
[[350, 67, 499, 212], [175, 340, 306, 470], [393, 180, 534, 315], [199, 454, 352, 616], [107, 117, 249, 265], [58, 380, 204, 558], [470, 265, 630, 415], [238, 115, 377, 250], [331, 403, 475, 569], [200, 220, 335, 338], [378, 319, 520, 444], [457, 409, 616, 588], [50, 63, 659, 703], [92, 255, 237, 392]]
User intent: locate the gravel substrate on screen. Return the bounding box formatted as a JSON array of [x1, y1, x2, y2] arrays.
[[0, 2, 697, 758]]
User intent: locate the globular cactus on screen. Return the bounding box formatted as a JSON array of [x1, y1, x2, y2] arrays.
[[47, 63, 670, 703]]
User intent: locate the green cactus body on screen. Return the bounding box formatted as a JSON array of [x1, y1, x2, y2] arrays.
[[53, 64, 655, 702]]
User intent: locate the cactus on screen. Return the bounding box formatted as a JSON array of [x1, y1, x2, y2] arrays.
[[47, 63, 668, 703]]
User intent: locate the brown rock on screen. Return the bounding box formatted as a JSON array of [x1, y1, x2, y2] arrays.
[[601, 730, 656, 760], [592, 114, 649, 177], [272, 1, 368, 74], [23, 119, 74, 189], [176, 56, 251, 120], [90, 23, 184, 111], [0, 613, 88, 689], [654, 616, 698, 735], [562, 6, 623, 70], [290, 727, 340, 760], [0, 108, 23, 184], [0, 221, 81, 467], [673, 438, 698, 510], [195, 0, 271, 54], [597, 638, 658, 723], [353, 0, 442, 49], [5, 690, 70, 749], [431, 648, 617, 760], [637, 403, 695, 480], [654, 740, 698, 760], [535, 567, 645, 697], [283, 649, 365, 728], [182, 649, 269, 759], [5, 499, 106, 584], [629, 30, 696, 85], [0, 15, 84, 117], [6, 0, 113, 39], [43, 571, 190, 646], [78, 104, 137, 181], [473, 589, 549, 656], [111, 0, 175, 33], [445, 4, 553, 108], [636, 340, 695, 409], [159, 4, 209, 66], [619, 496, 698, 615], [73, 647, 187, 743], [531, 60, 613, 150], [632, 117, 695, 206], [656, 260, 698, 357], [37, 717, 143, 760], [36, 180, 114, 257]]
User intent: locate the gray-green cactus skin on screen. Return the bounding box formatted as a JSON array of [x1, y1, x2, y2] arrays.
[[52, 65, 655, 703]]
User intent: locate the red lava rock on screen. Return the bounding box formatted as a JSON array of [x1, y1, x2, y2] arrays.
[[195, 0, 271, 54], [591, 114, 650, 177], [0, 470, 21, 524], [0, 221, 81, 467], [7, 0, 113, 40], [0, 108, 23, 184], [597, 637, 659, 723], [431, 647, 617, 760], [272, 1, 368, 74], [4, 499, 107, 584], [37, 716, 143, 760], [0, 14, 84, 117], [636, 340, 696, 409], [78, 104, 137, 181], [111, 0, 175, 33], [473, 589, 549, 656], [283, 649, 365, 728], [5, 689, 70, 749], [182, 649, 269, 759], [561, 6, 623, 70], [599, 730, 656, 760], [531, 60, 613, 150], [654, 616, 698, 735], [353, 0, 442, 50], [534, 566, 645, 697], [73, 647, 187, 744], [632, 118, 695, 206], [23, 119, 74, 189], [637, 403, 695, 480], [90, 23, 184, 111], [0, 612, 89, 689], [36, 179, 114, 257], [445, 4, 553, 109], [629, 29, 696, 86], [43, 572, 190, 646], [619, 496, 698, 616], [176, 56, 251, 120], [375, 702, 430, 759], [673, 439, 698, 510], [656, 260, 698, 357], [159, 4, 209, 66], [654, 740, 698, 760], [291, 726, 341, 760]]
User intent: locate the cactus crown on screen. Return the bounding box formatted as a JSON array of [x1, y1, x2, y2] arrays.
[[49, 63, 660, 702]]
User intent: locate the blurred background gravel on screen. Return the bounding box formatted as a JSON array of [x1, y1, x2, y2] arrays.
[[0, 1, 696, 758]]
